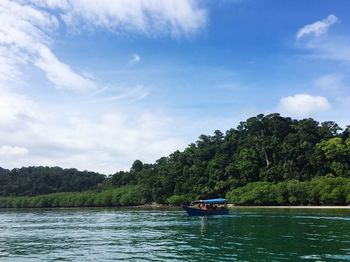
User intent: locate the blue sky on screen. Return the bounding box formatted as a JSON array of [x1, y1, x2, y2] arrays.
[[1, 0, 350, 173]]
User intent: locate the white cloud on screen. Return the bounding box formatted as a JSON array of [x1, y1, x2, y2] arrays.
[[32, 0, 207, 37], [0, 87, 184, 173], [297, 14, 338, 40], [0, 88, 40, 126], [0, 0, 95, 91], [309, 37, 350, 63], [0, 47, 25, 83], [313, 74, 350, 116], [129, 53, 141, 65], [0, 146, 28, 156], [1, 0, 207, 92], [296, 16, 350, 63], [0, 0, 208, 173], [34, 47, 95, 92], [90, 84, 148, 103], [10, 110, 184, 173], [278, 94, 331, 117], [314, 74, 348, 93], [29, 0, 69, 9]]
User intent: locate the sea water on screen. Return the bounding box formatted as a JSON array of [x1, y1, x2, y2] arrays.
[[0, 208, 349, 261]]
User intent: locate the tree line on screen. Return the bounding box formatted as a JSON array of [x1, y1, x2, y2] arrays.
[[1, 113, 350, 207], [0, 186, 145, 208], [226, 177, 350, 205], [0, 166, 105, 196], [109, 113, 350, 204]]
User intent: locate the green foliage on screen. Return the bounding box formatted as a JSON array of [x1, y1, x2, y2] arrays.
[[0, 186, 146, 208], [0, 166, 105, 196], [1, 114, 350, 207], [110, 114, 350, 204], [226, 177, 350, 205], [166, 195, 192, 205], [119, 186, 146, 206]]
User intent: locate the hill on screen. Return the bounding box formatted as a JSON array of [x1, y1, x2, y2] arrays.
[[1, 113, 350, 207]]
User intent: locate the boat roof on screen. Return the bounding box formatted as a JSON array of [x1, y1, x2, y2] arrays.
[[192, 198, 226, 204]]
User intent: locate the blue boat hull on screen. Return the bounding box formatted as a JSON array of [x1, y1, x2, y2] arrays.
[[183, 206, 229, 216]]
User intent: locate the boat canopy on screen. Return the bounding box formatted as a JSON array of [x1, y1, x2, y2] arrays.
[[192, 198, 227, 204]]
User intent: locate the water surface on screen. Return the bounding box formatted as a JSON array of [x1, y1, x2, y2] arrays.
[[0, 208, 349, 261]]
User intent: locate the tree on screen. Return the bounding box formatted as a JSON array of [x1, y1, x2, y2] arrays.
[[130, 160, 144, 173]]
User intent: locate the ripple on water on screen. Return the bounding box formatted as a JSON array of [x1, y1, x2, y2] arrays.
[[0, 208, 349, 261]]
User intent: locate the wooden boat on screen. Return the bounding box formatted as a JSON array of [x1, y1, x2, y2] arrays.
[[183, 198, 229, 216]]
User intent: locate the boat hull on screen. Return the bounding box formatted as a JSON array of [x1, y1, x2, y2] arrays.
[[183, 206, 229, 216]]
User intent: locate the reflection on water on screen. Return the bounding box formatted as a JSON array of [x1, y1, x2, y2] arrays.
[[0, 208, 349, 261], [200, 216, 207, 236]]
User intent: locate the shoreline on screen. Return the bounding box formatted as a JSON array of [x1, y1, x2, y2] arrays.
[[120, 204, 350, 209], [1, 203, 349, 210], [1, 207, 350, 211], [228, 205, 350, 209]]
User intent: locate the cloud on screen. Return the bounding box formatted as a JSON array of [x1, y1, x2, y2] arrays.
[[1, 0, 207, 92], [296, 14, 339, 40], [0, 0, 95, 91], [29, 0, 69, 9], [0, 47, 26, 83], [27, 0, 207, 37], [0, 87, 184, 173], [313, 74, 350, 113], [297, 35, 350, 65], [0, 146, 29, 156], [129, 53, 141, 65], [34, 47, 95, 92], [0, 88, 40, 127], [309, 37, 350, 63], [314, 74, 348, 93], [2, 110, 185, 173], [296, 15, 350, 65], [0, 0, 208, 173], [90, 84, 148, 103], [278, 94, 331, 117], [336, 95, 350, 107]]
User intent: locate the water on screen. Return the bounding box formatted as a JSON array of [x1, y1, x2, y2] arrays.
[[0, 208, 349, 261]]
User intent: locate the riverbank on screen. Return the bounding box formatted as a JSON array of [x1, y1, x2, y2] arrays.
[[127, 203, 350, 209], [1, 204, 349, 210], [228, 205, 350, 209]]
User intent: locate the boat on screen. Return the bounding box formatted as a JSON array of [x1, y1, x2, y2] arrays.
[[183, 198, 229, 216]]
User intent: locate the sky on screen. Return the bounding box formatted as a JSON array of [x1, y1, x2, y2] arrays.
[[1, 0, 350, 174]]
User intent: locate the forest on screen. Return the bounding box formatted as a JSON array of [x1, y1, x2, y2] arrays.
[[1, 113, 350, 208], [0, 166, 105, 196]]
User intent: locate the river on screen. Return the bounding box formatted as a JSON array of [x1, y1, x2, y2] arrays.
[[0, 208, 349, 261]]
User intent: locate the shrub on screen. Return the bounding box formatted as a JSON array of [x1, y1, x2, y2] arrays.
[[166, 195, 192, 205]]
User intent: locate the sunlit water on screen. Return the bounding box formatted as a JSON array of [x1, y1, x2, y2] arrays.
[[0, 208, 349, 261]]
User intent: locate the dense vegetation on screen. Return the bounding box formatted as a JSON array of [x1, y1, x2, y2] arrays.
[[226, 177, 350, 205], [1, 113, 350, 207], [0, 166, 105, 196], [0, 186, 145, 208], [108, 114, 350, 205]]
